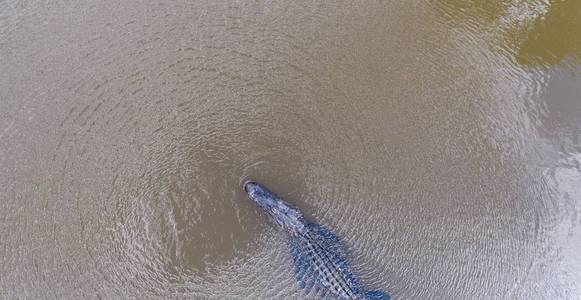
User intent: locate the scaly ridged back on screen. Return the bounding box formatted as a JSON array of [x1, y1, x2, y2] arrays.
[[289, 222, 365, 299]]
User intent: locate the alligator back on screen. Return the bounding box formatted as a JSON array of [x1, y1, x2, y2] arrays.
[[243, 181, 390, 299], [288, 222, 390, 300]]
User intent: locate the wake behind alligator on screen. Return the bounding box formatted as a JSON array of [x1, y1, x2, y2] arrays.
[[243, 181, 390, 300]]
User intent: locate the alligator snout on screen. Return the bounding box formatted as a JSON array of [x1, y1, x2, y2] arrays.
[[243, 180, 256, 192]]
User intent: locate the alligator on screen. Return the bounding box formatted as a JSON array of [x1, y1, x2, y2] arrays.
[[243, 181, 391, 300]]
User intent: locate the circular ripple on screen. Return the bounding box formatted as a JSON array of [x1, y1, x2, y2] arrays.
[[2, 0, 580, 299]]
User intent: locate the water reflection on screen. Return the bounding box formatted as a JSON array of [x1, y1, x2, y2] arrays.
[[433, 0, 581, 68], [517, 1, 581, 67]]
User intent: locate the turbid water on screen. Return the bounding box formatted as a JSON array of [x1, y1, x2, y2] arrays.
[[1, 1, 580, 299]]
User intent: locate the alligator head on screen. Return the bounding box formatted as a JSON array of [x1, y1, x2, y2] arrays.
[[243, 181, 305, 235]]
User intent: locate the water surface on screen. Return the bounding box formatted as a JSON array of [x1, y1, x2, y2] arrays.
[[1, 0, 580, 299]]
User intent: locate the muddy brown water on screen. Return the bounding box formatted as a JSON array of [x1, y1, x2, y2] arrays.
[[1, 0, 580, 299]]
